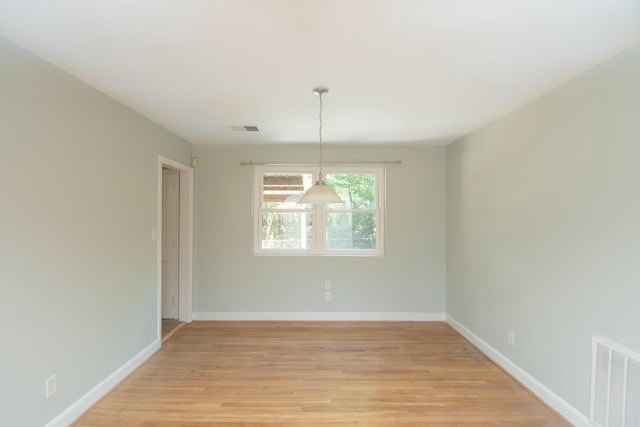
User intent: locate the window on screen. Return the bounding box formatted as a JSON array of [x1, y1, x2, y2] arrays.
[[254, 165, 385, 255]]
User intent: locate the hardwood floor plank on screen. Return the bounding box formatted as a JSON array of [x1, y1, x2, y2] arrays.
[[72, 321, 568, 426]]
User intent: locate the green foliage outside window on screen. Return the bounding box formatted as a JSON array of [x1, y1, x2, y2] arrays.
[[326, 174, 376, 249]]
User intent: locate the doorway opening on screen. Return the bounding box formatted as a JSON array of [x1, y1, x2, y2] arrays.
[[162, 167, 180, 339], [157, 156, 193, 342]]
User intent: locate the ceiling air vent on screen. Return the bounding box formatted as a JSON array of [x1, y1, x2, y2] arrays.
[[231, 125, 260, 132]]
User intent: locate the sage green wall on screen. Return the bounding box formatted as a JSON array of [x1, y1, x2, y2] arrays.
[[193, 144, 446, 314], [0, 36, 191, 426], [447, 44, 640, 415]]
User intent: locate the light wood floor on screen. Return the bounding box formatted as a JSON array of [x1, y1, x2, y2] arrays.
[[73, 322, 568, 426]]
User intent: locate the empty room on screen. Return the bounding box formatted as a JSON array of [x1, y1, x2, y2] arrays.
[[1, 1, 639, 426]]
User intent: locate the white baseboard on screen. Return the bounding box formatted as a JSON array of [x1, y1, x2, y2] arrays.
[[45, 339, 161, 427], [445, 315, 589, 426], [193, 311, 445, 321]]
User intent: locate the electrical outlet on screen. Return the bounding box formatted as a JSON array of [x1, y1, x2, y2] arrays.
[[324, 280, 331, 290], [507, 330, 516, 347], [324, 291, 331, 302], [46, 375, 57, 399]]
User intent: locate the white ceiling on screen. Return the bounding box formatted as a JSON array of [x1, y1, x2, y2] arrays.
[[1, 1, 639, 145]]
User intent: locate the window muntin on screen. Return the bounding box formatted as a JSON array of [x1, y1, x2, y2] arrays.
[[254, 166, 384, 255]]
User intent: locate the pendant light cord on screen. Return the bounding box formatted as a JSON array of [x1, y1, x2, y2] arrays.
[[318, 90, 324, 182]]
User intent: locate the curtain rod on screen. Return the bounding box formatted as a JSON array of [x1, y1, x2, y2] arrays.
[[240, 160, 402, 166]]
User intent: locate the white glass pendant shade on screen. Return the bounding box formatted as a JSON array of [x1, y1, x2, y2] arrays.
[[298, 179, 343, 204]]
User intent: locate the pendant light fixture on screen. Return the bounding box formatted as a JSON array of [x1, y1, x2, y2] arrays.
[[298, 87, 344, 205]]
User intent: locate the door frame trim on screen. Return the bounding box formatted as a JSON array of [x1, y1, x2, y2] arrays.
[[157, 156, 193, 340]]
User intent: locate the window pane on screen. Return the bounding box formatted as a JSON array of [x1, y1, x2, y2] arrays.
[[326, 173, 376, 209], [261, 212, 312, 249], [326, 212, 376, 250], [262, 173, 313, 208]]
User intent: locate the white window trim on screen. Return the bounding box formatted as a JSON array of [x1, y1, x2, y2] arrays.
[[253, 165, 385, 256]]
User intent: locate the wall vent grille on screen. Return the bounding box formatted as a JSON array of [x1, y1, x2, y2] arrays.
[[590, 336, 640, 427]]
